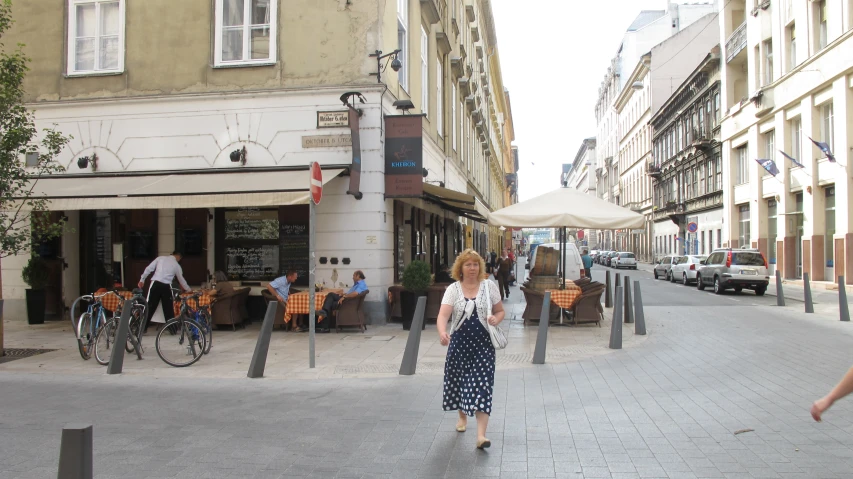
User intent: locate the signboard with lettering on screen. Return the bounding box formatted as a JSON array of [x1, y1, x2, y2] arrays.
[[302, 135, 352, 148], [385, 115, 424, 197], [317, 110, 350, 128], [279, 223, 309, 282]]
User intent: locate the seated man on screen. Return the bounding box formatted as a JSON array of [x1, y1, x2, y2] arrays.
[[317, 270, 368, 333], [266, 270, 304, 331]]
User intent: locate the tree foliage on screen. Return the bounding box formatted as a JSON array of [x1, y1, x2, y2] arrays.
[[0, 0, 68, 260]]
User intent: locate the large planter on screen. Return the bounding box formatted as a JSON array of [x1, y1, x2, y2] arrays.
[[25, 289, 46, 325], [400, 291, 426, 331]]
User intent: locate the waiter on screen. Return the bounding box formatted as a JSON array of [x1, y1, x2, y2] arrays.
[[138, 251, 192, 327]]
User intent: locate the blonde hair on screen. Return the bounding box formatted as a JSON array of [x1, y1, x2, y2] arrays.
[[450, 248, 487, 281]]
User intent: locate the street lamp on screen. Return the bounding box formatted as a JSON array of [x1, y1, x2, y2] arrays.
[[368, 49, 402, 83]]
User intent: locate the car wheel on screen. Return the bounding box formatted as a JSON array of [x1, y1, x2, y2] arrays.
[[697, 276, 706, 290], [755, 286, 767, 296], [683, 273, 688, 285], [714, 277, 724, 295], [734, 287, 743, 294], [669, 272, 675, 283], [654, 270, 658, 279]]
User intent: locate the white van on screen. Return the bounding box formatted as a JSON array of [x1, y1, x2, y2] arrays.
[[527, 242, 585, 281]]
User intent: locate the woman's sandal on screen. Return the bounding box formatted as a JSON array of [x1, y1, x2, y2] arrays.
[[456, 421, 467, 432], [476, 437, 491, 449]]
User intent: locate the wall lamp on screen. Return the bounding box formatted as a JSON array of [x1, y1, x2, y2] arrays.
[[393, 99, 414, 114], [77, 153, 98, 171], [230, 146, 247, 165], [369, 49, 402, 83]]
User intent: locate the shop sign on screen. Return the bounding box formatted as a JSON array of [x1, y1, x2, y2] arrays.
[[317, 110, 350, 128], [385, 115, 424, 197], [302, 134, 352, 148]]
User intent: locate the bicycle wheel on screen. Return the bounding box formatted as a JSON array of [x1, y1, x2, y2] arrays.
[[77, 312, 93, 360], [125, 309, 143, 353], [198, 311, 213, 354], [93, 318, 119, 366], [155, 318, 206, 367]]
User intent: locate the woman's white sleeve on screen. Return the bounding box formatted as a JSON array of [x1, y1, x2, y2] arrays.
[[488, 280, 501, 306], [441, 283, 457, 305]]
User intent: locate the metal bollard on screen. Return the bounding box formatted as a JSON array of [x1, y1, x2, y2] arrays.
[[840, 276, 850, 322], [624, 276, 634, 324], [532, 292, 551, 364], [634, 281, 646, 335], [247, 302, 278, 378], [609, 286, 623, 350], [775, 271, 786, 307], [106, 299, 134, 375], [615, 272, 621, 289], [605, 270, 612, 308], [57, 424, 93, 479], [399, 296, 427, 375], [804, 272, 814, 314]]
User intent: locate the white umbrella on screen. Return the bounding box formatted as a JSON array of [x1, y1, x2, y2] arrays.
[[488, 187, 645, 229]]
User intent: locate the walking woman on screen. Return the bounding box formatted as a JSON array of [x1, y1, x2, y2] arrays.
[[436, 248, 505, 449]]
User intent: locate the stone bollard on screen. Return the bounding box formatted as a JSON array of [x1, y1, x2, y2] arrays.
[[399, 296, 427, 375], [634, 281, 646, 335], [775, 271, 785, 307], [609, 287, 623, 350], [605, 270, 612, 308], [247, 302, 278, 378], [532, 292, 551, 365], [106, 299, 134, 375], [624, 276, 634, 324], [804, 272, 814, 314], [615, 272, 621, 289], [840, 276, 850, 323], [57, 424, 93, 479]]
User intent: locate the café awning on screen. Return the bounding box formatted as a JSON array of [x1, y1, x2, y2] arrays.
[[422, 183, 490, 222], [25, 167, 346, 210]]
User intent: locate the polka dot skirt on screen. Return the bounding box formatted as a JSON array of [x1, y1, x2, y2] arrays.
[[443, 299, 495, 417]]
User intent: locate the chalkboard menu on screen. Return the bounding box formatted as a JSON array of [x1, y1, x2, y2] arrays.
[[224, 208, 279, 240], [280, 223, 309, 281], [395, 225, 405, 282], [225, 245, 279, 280]]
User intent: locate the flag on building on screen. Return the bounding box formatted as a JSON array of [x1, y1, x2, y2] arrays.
[[808, 137, 836, 163], [755, 158, 780, 177], [778, 150, 805, 169]]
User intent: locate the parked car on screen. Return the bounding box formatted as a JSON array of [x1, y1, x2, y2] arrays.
[[696, 249, 769, 295], [670, 255, 708, 285], [527, 242, 585, 281], [612, 252, 637, 269], [590, 250, 600, 263], [653, 255, 682, 280]]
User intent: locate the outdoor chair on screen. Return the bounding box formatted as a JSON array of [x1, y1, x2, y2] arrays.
[[260, 289, 287, 329], [574, 278, 592, 287], [569, 285, 605, 327], [580, 281, 604, 293], [335, 290, 369, 332], [212, 286, 250, 330], [520, 286, 560, 326], [425, 284, 449, 323]]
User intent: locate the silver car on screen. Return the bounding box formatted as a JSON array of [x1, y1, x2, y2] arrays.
[[653, 255, 682, 281], [670, 255, 707, 285], [696, 249, 769, 295]]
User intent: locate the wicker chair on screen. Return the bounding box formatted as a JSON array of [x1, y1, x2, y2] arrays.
[[520, 286, 560, 326], [335, 290, 369, 332], [569, 285, 605, 326], [574, 278, 592, 287], [213, 286, 250, 330], [425, 284, 450, 323], [260, 289, 287, 329]]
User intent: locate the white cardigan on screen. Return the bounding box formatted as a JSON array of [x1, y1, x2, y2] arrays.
[[441, 280, 501, 333]]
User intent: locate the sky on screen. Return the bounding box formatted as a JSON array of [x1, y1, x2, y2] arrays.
[[491, 0, 670, 202]]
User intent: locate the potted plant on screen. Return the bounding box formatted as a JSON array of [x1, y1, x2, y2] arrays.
[[400, 260, 431, 330], [22, 255, 50, 325]]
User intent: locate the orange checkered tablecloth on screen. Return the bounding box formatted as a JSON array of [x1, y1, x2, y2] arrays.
[[173, 291, 215, 317], [97, 290, 135, 313], [284, 289, 344, 323], [545, 283, 583, 310]]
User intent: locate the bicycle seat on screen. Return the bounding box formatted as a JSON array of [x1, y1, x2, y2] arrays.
[[132, 288, 143, 295]]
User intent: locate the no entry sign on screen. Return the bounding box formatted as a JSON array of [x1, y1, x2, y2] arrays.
[[310, 162, 323, 205]]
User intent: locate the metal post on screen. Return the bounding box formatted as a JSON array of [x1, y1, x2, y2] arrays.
[[634, 281, 646, 335], [399, 296, 427, 375], [804, 272, 814, 314], [106, 299, 133, 375], [309, 199, 316, 368], [57, 424, 93, 479], [609, 286, 623, 349], [624, 276, 634, 324], [775, 271, 786, 307], [605, 270, 612, 308], [532, 292, 551, 364], [840, 276, 850, 322], [247, 302, 278, 378], [615, 272, 621, 289]]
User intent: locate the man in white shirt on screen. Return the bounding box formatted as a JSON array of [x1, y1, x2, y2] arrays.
[[138, 251, 192, 327]]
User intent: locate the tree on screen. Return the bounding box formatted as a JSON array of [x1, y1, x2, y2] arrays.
[[0, 0, 69, 356]]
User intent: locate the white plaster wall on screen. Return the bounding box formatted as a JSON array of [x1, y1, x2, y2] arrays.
[[653, 221, 680, 256]]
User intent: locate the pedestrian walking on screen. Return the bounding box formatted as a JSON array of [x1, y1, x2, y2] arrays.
[[581, 248, 593, 279], [811, 366, 853, 421], [436, 249, 505, 449], [495, 249, 512, 300], [138, 251, 191, 329]]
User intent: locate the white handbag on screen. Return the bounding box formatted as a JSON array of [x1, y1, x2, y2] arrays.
[[482, 281, 508, 350]]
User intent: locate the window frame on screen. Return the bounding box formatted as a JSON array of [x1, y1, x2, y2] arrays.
[[421, 26, 429, 117], [436, 56, 443, 137], [397, 1, 409, 91], [763, 129, 775, 177], [66, 0, 126, 76], [213, 0, 278, 67]]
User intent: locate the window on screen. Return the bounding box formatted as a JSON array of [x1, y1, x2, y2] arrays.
[[763, 39, 774, 85], [436, 58, 443, 137], [817, 1, 828, 51], [714, 93, 721, 123], [421, 27, 429, 116], [790, 117, 802, 165], [787, 23, 797, 71], [763, 130, 775, 176], [67, 0, 124, 75], [451, 85, 457, 150], [715, 155, 722, 190], [736, 145, 749, 185], [717, 229, 722, 248], [768, 199, 778, 265], [825, 186, 835, 268], [214, 0, 276, 66], [739, 205, 751, 248], [397, 0, 408, 90], [822, 103, 834, 153]]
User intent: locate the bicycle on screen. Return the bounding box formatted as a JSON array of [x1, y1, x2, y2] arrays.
[[72, 290, 122, 361], [92, 289, 147, 365], [155, 290, 207, 367], [187, 294, 214, 355]]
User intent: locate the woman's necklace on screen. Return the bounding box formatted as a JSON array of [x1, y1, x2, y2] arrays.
[[461, 280, 479, 299]]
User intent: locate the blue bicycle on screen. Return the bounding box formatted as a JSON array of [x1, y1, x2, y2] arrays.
[[73, 290, 120, 360]]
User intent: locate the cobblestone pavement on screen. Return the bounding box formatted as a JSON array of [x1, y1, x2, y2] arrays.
[[2, 266, 853, 478]]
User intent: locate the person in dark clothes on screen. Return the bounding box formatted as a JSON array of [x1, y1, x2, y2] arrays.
[[495, 249, 512, 300], [317, 271, 368, 333], [138, 251, 192, 331]]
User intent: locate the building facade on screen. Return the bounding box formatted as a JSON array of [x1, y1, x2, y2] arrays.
[[562, 138, 597, 248], [718, 0, 853, 283], [5, 0, 518, 321]]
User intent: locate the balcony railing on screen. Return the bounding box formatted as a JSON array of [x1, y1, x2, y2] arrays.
[[646, 162, 661, 178], [726, 22, 747, 63]]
